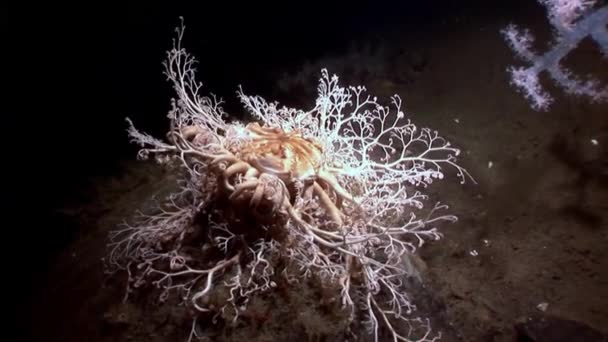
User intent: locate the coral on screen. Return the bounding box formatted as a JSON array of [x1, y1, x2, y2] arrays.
[[501, 0, 608, 110], [105, 18, 473, 342]]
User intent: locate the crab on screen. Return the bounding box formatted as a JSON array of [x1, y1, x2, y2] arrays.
[[180, 122, 357, 228]]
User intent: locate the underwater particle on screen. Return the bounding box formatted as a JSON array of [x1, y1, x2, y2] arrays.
[[536, 302, 549, 311]]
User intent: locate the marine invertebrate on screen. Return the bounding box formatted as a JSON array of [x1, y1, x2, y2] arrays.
[[105, 19, 472, 342], [178, 120, 353, 226], [501, 0, 608, 110]]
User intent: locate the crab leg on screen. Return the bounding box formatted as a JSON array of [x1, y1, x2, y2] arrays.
[[313, 181, 343, 227], [318, 170, 358, 206], [252, 176, 290, 215], [228, 179, 259, 201], [244, 167, 260, 180], [211, 153, 239, 166], [181, 125, 202, 140], [222, 162, 252, 191], [250, 181, 266, 209], [225, 162, 250, 178], [303, 183, 315, 201]]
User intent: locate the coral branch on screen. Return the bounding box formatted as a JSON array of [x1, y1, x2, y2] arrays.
[[501, 0, 608, 110]]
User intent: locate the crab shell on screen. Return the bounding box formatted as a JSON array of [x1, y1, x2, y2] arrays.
[[234, 122, 325, 182]]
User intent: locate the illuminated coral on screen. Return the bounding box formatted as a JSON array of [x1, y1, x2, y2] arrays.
[[106, 18, 473, 342], [501, 0, 608, 110]]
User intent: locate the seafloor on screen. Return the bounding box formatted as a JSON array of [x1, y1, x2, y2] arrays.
[[19, 2, 607, 342]]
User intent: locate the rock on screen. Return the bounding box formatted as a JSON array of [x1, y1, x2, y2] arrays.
[[514, 313, 607, 342]]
